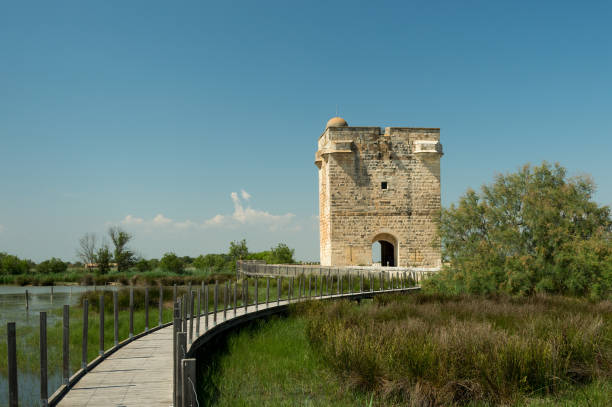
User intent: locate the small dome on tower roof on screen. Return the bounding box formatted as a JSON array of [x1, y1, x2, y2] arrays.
[[326, 116, 348, 128]]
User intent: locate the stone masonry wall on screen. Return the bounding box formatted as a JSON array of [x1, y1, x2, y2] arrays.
[[316, 126, 442, 268]]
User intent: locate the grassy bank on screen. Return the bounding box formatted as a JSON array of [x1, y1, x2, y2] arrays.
[[203, 294, 612, 406], [198, 315, 369, 406]]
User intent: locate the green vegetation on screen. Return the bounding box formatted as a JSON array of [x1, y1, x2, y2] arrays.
[[108, 226, 137, 271], [0, 292, 175, 377], [427, 162, 612, 299], [193, 240, 296, 274], [36, 257, 68, 274], [298, 294, 611, 406], [200, 295, 612, 406], [160, 252, 186, 274], [199, 316, 369, 407], [0, 239, 296, 285]]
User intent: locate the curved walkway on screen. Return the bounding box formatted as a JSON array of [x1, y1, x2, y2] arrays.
[[56, 287, 417, 406]]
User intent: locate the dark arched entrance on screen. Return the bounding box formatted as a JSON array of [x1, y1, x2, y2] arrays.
[[380, 241, 395, 267], [371, 233, 397, 267]]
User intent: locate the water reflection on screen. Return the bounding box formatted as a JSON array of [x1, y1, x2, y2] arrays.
[[0, 285, 118, 327]]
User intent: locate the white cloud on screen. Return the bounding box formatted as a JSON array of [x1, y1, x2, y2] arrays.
[[204, 214, 225, 226], [113, 190, 296, 232], [226, 191, 294, 229], [152, 214, 172, 226], [121, 215, 144, 225]]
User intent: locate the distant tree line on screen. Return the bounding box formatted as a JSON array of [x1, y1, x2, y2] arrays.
[[1, 230, 295, 277]]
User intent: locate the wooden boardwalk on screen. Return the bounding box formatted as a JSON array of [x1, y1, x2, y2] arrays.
[[55, 288, 416, 406]]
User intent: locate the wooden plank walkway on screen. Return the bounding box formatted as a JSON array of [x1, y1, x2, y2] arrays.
[[57, 326, 174, 406], [56, 288, 415, 406]]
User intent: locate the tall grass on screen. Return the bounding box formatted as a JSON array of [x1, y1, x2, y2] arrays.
[[198, 316, 369, 407], [299, 294, 612, 406]]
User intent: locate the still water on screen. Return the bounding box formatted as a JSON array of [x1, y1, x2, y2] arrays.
[[0, 285, 118, 327], [0, 285, 118, 406]]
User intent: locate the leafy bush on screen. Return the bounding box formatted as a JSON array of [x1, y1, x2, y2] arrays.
[[0, 252, 30, 275], [429, 162, 612, 298], [36, 257, 68, 274], [160, 252, 185, 274]]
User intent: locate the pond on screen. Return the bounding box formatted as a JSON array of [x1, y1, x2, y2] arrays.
[[0, 285, 119, 406], [0, 285, 118, 327]]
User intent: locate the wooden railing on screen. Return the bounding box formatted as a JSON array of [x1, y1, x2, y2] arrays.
[[173, 268, 427, 407], [4, 267, 431, 407]]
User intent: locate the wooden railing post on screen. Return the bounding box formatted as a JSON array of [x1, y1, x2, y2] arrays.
[[233, 281, 237, 317], [176, 331, 186, 407], [213, 281, 218, 324], [204, 284, 209, 330], [182, 293, 187, 332], [82, 299, 88, 370], [99, 294, 104, 356], [25, 289, 29, 310], [40, 312, 48, 406], [255, 278, 259, 311], [173, 301, 180, 407], [113, 291, 119, 347], [196, 287, 201, 336], [308, 275, 312, 298], [189, 290, 194, 344], [145, 287, 149, 332], [129, 287, 134, 338], [63, 305, 70, 383], [266, 277, 270, 307], [173, 283, 177, 304], [289, 277, 293, 303], [224, 282, 229, 321], [7, 322, 17, 407], [159, 285, 164, 326], [360, 272, 364, 293], [277, 277, 281, 305], [182, 358, 197, 407]]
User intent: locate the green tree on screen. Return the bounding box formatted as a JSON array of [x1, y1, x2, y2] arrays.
[[0, 253, 30, 275], [270, 243, 295, 264], [108, 226, 136, 272], [95, 245, 112, 275], [135, 258, 151, 272], [427, 162, 612, 298], [228, 239, 249, 261], [193, 253, 230, 271], [37, 258, 68, 274], [160, 252, 185, 274]]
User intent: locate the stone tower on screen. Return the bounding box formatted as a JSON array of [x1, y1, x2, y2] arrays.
[[315, 117, 443, 268]]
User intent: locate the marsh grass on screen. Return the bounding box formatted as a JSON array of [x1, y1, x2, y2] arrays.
[[197, 315, 369, 407], [300, 294, 612, 406]]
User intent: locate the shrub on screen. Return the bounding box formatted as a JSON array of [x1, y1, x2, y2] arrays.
[[0, 253, 30, 275], [37, 257, 68, 274], [432, 162, 612, 298], [160, 252, 185, 274]]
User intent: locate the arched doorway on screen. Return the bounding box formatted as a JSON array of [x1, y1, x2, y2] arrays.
[[371, 233, 397, 267]]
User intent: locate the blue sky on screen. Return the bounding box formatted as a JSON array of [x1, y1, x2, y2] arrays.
[[1, 0, 611, 262]]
